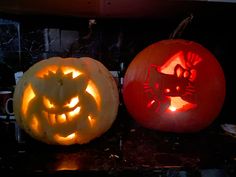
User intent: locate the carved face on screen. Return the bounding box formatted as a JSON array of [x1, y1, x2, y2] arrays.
[[14, 57, 119, 145], [123, 39, 225, 132], [144, 51, 200, 113]]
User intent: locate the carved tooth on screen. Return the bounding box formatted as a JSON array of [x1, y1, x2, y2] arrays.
[[66, 113, 71, 121], [65, 113, 69, 121], [42, 111, 49, 124], [49, 114, 56, 125], [47, 112, 51, 125], [57, 114, 67, 123], [55, 114, 58, 123]]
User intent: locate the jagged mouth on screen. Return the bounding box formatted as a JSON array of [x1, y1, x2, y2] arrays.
[[42, 106, 81, 125]]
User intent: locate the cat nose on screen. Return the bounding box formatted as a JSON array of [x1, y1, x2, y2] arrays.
[[176, 86, 181, 91], [165, 88, 171, 93]]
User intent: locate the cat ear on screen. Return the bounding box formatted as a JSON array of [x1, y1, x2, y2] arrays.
[[174, 64, 184, 78]]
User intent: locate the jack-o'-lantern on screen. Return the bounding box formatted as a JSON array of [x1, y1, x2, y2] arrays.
[[13, 57, 119, 145], [122, 39, 225, 132]]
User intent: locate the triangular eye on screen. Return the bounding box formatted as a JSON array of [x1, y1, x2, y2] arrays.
[[65, 96, 79, 108], [43, 96, 55, 109], [61, 67, 83, 79]]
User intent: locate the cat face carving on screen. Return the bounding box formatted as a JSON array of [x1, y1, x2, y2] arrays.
[[144, 51, 201, 113], [122, 39, 225, 133]]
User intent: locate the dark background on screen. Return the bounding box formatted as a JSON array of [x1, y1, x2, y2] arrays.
[[0, 1, 236, 176]]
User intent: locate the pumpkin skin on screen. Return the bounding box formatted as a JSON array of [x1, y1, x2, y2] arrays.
[[122, 39, 225, 132], [13, 57, 119, 145]]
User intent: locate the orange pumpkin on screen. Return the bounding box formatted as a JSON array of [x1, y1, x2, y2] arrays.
[[122, 39, 225, 132], [13, 57, 119, 145]]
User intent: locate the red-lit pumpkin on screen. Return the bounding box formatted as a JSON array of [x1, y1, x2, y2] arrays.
[[13, 57, 119, 145], [122, 39, 225, 132]]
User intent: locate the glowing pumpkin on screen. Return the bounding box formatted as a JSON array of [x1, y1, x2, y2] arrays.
[[13, 57, 119, 145], [122, 39, 225, 132]]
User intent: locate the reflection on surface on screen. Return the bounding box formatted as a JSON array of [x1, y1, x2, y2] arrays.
[[55, 153, 80, 171]]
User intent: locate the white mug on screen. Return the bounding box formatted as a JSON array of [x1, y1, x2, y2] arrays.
[[0, 91, 14, 116]]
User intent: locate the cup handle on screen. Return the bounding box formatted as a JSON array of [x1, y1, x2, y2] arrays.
[[5, 98, 14, 115]]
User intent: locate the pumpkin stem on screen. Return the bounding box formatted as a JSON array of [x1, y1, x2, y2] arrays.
[[169, 14, 194, 39], [83, 19, 96, 40]]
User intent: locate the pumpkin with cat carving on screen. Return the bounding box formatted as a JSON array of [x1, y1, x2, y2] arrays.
[[122, 39, 225, 132]]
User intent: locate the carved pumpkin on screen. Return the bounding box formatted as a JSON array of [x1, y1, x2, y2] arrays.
[[122, 39, 225, 132], [13, 57, 119, 145]]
